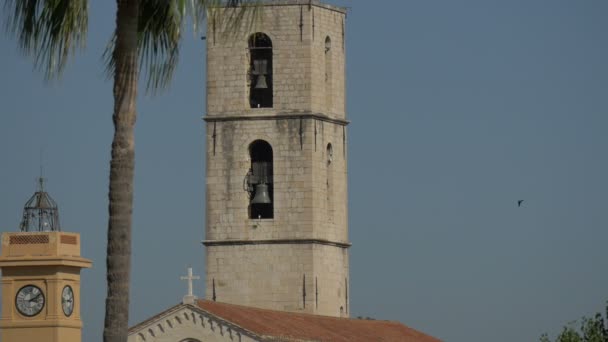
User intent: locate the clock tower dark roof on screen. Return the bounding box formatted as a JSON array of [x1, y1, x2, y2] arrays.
[[19, 177, 61, 232]]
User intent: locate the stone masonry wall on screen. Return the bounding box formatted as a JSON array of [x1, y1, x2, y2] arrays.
[[204, 117, 349, 317], [309, 4, 346, 118], [204, 0, 349, 318], [311, 119, 348, 243], [206, 118, 314, 242], [204, 243, 348, 316], [206, 1, 346, 119], [205, 118, 347, 243]]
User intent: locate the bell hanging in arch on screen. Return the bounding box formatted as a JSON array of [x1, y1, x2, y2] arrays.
[[252, 59, 268, 89], [255, 75, 268, 89], [251, 183, 271, 204]]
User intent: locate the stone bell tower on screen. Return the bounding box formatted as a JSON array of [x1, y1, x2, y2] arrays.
[[203, 0, 349, 317], [0, 179, 92, 342]]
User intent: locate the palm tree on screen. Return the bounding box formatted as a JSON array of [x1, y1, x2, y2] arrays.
[[3, 0, 258, 341]]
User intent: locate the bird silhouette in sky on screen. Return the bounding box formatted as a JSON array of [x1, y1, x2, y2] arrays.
[[517, 200, 524, 207]]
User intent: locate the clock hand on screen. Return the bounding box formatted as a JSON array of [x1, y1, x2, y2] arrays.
[[29, 293, 41, 303]]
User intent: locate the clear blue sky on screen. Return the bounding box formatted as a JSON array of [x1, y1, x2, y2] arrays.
[[1, 1, 607, 341]]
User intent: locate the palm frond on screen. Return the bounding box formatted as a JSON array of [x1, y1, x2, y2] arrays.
[[138, 0, 186, 92], [104, 0, 262, 94], [104, 0, 184, 94], [4, 0, 87, 80]]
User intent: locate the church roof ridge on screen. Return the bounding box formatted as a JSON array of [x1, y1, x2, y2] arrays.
[[196, 298, 381, 321], [128, 300, 441, 342], [195, 299, 442, 342]]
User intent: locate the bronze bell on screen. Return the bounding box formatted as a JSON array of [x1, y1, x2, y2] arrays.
[[251, 183, 271, 204], [255, 75, 268, 89], [253, 59, 268, 89]]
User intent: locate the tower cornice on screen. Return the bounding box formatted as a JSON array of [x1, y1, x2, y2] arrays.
[[213, 0, 347, 15], [203, 112, 349, 126], [202, 238, 351, 248]]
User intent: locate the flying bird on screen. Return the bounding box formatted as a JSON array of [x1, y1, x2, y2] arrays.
[[517, 200, 524, 207]]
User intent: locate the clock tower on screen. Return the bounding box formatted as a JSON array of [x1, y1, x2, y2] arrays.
[[0, 179, 92, 342]]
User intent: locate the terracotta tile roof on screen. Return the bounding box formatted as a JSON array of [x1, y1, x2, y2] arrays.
[[196, 300, 441, 342]]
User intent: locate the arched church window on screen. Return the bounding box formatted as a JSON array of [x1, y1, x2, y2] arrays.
[[245, 140, 274, 219], [325, 36, 333, 109], [249, 33, 273, 108]]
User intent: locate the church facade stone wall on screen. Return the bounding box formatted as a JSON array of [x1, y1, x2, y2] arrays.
[[128, 306, 258, 342]]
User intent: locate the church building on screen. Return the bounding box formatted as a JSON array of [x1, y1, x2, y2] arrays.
[[128, 1, 440, 341]]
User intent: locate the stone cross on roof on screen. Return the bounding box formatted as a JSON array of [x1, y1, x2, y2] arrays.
[[180, 267, 200, 305]]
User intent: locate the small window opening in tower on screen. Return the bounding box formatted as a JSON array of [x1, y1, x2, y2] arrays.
[[249, 33, 273, 108], [248, 140, 274, 219], [324, 36, 333, 109], [326, 143, 334, 223]]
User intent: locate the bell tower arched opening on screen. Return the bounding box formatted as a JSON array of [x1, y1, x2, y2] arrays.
[[249, 33, 273, 108], [248, 140, 274, 219]]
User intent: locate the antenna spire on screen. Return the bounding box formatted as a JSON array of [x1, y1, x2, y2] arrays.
[[38, 148, 45, 191]]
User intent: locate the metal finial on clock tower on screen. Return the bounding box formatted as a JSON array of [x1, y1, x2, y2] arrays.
[[19, 177, 61, 232]]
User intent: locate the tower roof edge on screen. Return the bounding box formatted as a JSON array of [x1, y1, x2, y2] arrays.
[[234, 0, 347, 14]]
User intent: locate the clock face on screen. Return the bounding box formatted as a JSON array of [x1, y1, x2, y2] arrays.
[[15, 285, 45, 317], [62, 285, 74, 317]]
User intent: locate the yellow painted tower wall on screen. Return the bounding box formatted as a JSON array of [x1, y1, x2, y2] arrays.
[[0, 232, 91, 342]]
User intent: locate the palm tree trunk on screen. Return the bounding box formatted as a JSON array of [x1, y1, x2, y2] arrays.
[[104, 0, 139, 341]]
